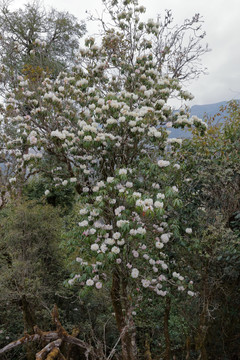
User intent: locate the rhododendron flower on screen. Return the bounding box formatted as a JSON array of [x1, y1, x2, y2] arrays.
[[91, 244, 99, 251], [95, 282, 102, 289], [111, 246, 120, 254], [158, 160, 170, 167], [131, 268, 139, 278], [119, 168, 127, 175], [141, 279, 151, 288], [86, 279, 94, 286]]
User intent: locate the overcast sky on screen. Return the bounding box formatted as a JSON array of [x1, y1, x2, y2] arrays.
[[11, 0, 240, 106]]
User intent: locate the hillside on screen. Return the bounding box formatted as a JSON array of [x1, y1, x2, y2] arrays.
[[190, 100, 228, 119]]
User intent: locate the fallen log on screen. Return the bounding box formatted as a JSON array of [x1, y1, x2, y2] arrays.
[[0, 332, 58, 355], [0, 305, 97, 359], [36, 339, 62, 359]]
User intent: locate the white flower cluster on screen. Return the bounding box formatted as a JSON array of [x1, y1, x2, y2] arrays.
[[158, 160, 170, 167], [44, 92, 61, 103], [148, 126, 162, 138], [115, 206, 125, 216], [167, 138, 183, 145], [51, 130, 66, 140], [172, 271, 184, 281], [23, 153, 42, 161], [130, 227, 146, 235], [35, 38, 47, 47], [175, 115, 207, 129]]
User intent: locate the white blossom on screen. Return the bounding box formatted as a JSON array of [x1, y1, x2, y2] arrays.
[[105, 238, 115, 245], [141, 279, 151, 288], [107, 177, 114, 183], [86, 279, 94, 286], [79, 208, 88, 215], [154, 201, 163, 208], [111, 246, 120, 254], [161, 234, 170, 243], [158, 160, 170, 167], [96, 281, 102, 289], [131, 268, 139, 278], [155, 241, 164, 249], [9, 177, 16, 183], [113, 232, 121, 239], [91, 244, 99, 251], [70, 177, 77, 182], [119, 168, 127, 175], [156, 193, 165, 199], [79, 220, 88, 227]]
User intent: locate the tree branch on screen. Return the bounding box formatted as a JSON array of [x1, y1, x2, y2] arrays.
[[36, 339, 62, 359]]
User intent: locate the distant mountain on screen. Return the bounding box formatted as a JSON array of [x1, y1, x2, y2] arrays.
[[190, 100, 228, 120]]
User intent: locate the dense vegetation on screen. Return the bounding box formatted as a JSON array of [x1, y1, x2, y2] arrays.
[[0, 0, 239, 359]]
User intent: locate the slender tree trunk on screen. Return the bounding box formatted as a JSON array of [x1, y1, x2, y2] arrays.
[[21, 296, 36, 360], [111, 270, 138, 360], [164, 296, 171, 360], [144, 334, 152, 360], [196, 271, 209, 360], [21, 295, 35, 334], [196, 309, 208, 360], [185, 336, 191, 360]]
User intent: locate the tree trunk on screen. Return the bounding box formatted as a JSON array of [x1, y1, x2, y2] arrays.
[[21, 296, 36, 360], [185, 336, 191, 360], [21, 295, 36, 334], [144, 334, 152, 360], [111, 270, 138, 360], [164, 296, 171, 360], [196, 272, 209, 360]]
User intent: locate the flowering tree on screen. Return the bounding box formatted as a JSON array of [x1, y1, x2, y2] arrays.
[[0, 1, 86, 92], [0, 0, 208, 358], [0, 1, 86, 208]]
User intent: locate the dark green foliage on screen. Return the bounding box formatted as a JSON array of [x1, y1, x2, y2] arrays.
[[170, 100, 240, 359], [23, 175, 77, 212], [0, 201, 65, 353]]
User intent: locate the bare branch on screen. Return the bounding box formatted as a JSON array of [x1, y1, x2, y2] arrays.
[[36, 339, 62, 360], [0, 332, 58, 355]]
